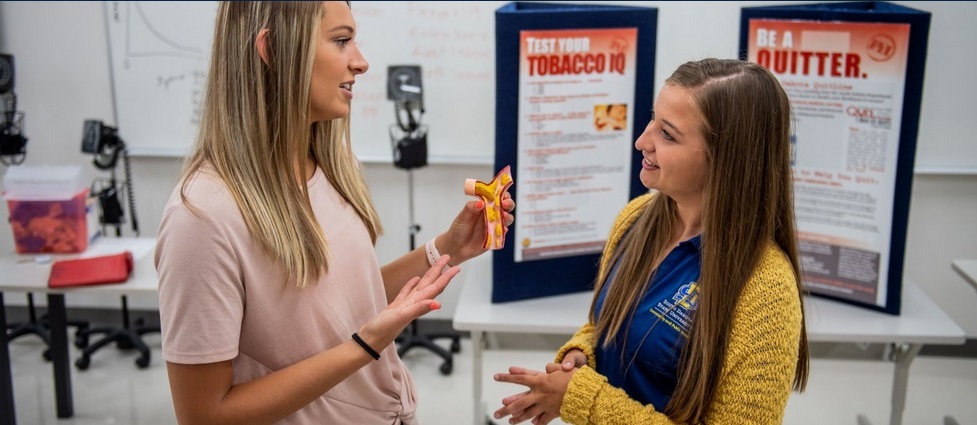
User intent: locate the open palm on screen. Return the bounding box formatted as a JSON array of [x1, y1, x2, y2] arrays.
[[360, 256, 459, 349]]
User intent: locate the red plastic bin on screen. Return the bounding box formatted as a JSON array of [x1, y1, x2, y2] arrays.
[[7, 189, 89, 254]]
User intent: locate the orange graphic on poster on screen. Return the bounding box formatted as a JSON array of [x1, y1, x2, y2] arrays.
[[464, 166, 513, 250], [594, 103, 628, 131]]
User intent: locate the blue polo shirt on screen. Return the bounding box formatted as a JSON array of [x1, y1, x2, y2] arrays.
[[593, 234, 702, 410]]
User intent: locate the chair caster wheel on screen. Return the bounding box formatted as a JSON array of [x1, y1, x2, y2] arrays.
[[451, 340, 461, 353], [74, 338, 89, 349], [75, 356, 90, 370], [136, 356, 150, 369], [42, 349, 52, 362], [439, 362, 452, 375]]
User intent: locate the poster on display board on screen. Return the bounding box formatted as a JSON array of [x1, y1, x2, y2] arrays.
[[493, 2, 657, 303], [514, 27, 638, 264], [740, 2, 931, 315]]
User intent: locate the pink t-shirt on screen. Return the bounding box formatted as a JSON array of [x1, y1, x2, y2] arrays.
[[155, 165, 417, 424]]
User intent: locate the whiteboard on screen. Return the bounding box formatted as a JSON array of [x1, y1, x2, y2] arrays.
[[104, 1, 504, 163], [102, 1, 977, 171], [104, 1, 216, 157]]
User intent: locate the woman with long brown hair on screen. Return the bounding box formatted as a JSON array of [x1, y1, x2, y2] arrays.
[[155, 2, 512, 424], [494, 58, 808, 424]]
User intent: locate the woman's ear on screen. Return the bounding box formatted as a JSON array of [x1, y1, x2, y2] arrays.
[[256, 28, 271, 65]]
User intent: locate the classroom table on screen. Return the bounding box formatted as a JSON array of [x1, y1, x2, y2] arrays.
[[454, 277, 965, 425], [0, 238, 157, 425], [952, 259, 977, 291]]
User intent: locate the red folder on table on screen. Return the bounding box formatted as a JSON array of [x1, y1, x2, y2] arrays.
[[48, 251, 134, 288]]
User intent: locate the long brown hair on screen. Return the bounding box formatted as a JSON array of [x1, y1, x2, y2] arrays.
[[180, 2, 382, 288], [590, 58, 809, 423]]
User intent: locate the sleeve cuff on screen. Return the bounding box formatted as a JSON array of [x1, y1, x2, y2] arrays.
[[554, 342, 596, 369], [560, 366, 605, 424], [554, 323, 598, 370]]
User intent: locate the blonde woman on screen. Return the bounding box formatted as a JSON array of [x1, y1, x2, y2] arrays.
[[155, 2, 512, 424], [494, 58, 808, 424]]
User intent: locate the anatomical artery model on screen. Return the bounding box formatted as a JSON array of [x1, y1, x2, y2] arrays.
[[464, 165, 513, 250]]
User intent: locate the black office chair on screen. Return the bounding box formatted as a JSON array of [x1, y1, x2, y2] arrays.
[[6, 293, 90, 360], [6, 293, 51, 357], [74, 294, 158, 369], [396, 320, 461, 375]]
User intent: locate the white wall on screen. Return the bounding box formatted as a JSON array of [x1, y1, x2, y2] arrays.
[[1, 1, 975, 337]]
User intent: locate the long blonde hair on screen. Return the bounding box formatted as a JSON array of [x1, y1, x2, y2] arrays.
[[590, 58, 809, 423], [180, 1, 382, 288]]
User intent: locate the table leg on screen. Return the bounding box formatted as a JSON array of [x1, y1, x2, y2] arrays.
[[472, 330, 484, 425], [486, 331, 500, 350], [0, 292, 17, 425], [46, 294, 73, 418], [889, 343, 921, 425]]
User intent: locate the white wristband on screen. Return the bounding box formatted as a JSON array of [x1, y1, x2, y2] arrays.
[[425, 238, 449, 273], [425, 238, 440, 267]]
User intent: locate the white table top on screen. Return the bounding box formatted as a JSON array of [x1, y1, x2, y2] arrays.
[[0, 237, 158, 296], [454, 278, 590, 335], [952, 259, 977, 290], [455, 278, 965, 346]]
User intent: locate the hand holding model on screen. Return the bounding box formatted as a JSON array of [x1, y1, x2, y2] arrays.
[[463, 165, 514, 250]]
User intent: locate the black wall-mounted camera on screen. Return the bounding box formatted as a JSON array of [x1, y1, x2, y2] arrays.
[[1, 53, 28, 165], [392, 133, 428, 170], [388, 65, 427, 170], [82, 120, 123, 170], [80, 119, 138, 236], [0, 53, 14, 95]]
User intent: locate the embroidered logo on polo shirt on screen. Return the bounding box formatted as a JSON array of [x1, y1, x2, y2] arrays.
[[673, 282, 699, 310], [650, 282, 699, 337]]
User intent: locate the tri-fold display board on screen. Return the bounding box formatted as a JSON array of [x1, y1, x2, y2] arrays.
[[492, 2, 657, 303], [492, 1, 931, 316], [740, 2, 931, 315]]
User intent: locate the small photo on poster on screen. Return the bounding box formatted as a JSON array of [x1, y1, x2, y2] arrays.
[[594, 103, 628, 132]]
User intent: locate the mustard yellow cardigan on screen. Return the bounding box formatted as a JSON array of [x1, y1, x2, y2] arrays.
[[555, 193, 803, 424]]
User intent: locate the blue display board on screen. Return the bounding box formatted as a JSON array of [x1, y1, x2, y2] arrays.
[[740, 2, 931, 315], [493, 2, 657, 303]]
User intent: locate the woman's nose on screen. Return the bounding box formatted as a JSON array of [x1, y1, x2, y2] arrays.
[[635, 129, 653, 152], [351, 46, 369, 74]]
